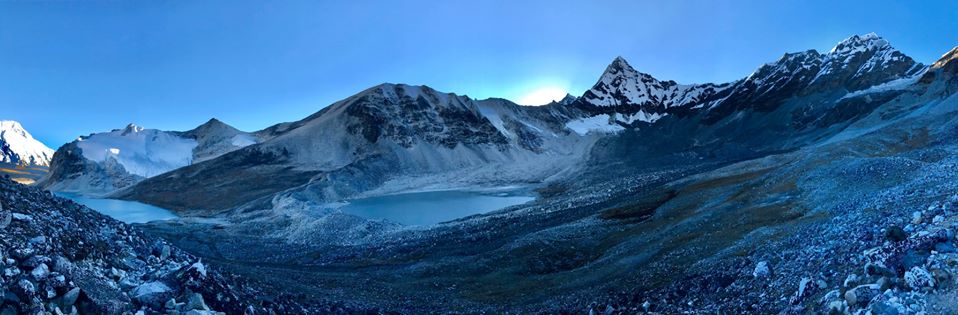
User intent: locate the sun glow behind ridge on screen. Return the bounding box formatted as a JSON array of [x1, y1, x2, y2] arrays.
[[516, 86, 569, 106]]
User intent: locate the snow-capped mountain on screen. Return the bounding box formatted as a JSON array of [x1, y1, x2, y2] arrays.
[[115, 83, 596, 212], [0, 120, 54, 167], [572, 33, 924, 129], [44, 33, 936, 217], [42, 120, 262, 195], [579, 56, 733, 120], [76, 123, 197, 178], [35, 37, 958, 313]]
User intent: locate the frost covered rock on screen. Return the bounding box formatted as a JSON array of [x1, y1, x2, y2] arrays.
[[793, 277, 814, 303], [132, 281, 172, 307], [11, 212, 33, 222], [933, 215, 945, 224], [30, 263, 49, 279], [185, 292, 210, 311], [61, 287, 81, 307], [0, 202, 10, 229], [753, 261, 771, 278], [904, 266, 936, 290], [912, 211, 924, 224]]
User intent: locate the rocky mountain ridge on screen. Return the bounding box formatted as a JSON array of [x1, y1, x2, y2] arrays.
[[39, 34, 935, 218]]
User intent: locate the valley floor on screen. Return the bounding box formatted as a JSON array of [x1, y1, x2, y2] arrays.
[[138, 96, 958, 314]]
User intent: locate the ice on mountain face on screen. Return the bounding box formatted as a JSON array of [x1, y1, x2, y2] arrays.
[[0, 120, 55, 166], [565, 115, 625, 135], [230, 134, 257, 147], [76, 125, 197, 178], [841, 70, 925, 100]]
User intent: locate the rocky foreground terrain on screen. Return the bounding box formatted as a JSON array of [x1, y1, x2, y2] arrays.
[[0, 177, 365, 314]]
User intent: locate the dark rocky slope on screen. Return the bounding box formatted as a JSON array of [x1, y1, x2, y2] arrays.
[[0, 177, 357, 314]]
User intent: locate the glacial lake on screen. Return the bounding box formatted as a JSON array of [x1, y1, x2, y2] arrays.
[[55, 193, 178, 224], [338, 190, 535, 226]]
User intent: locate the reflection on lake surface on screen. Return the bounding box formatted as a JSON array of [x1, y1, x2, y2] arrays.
[[55, 193, 178, 224], [339, 190, 535, 226]]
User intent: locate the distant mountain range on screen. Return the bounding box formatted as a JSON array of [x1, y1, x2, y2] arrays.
[[37, 33, 939, 214], [12, 33, 958, 313]]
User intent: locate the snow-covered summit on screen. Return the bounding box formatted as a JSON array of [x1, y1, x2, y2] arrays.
[[75, 124, 197, 178], [829, 32, 885, 54], [813, 33, 923, 90], [581, 34, 919, 115], [121, 123, 145, 134], [44, 119, 264, 195], [580, 56, 732, 110], [0, 120, 55, 166]]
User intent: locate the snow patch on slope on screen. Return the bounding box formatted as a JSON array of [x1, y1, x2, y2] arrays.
[[841, 71, 924, 100], [565, 115, 625, 135], [230, 134, 257, 147]]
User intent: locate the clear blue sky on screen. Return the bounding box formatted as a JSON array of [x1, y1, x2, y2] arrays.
[[2, 0, 957, 147]]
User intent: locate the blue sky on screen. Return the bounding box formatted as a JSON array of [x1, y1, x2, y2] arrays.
[[2, 0, 958, 147]]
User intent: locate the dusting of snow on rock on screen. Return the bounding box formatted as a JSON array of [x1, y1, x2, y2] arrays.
[[76, 124, 197, 178], [0, 120, 55, 166]]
